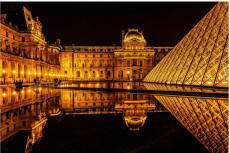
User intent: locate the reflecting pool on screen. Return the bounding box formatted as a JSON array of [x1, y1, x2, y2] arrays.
[[0, 83, 228, 153]]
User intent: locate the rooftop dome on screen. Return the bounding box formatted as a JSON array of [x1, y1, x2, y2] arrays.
[[124, 29, 144, 41]]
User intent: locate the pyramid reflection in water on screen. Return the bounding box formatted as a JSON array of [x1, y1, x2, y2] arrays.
[[154, 95, 228, 153]]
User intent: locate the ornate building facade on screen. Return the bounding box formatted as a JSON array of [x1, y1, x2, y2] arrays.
[[0, 6, 173, 85], [0, 6, 61, 85], [60, 29, 173, 81]]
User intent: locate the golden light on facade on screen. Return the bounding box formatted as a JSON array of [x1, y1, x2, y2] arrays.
[[2, 93, 6, 97], [28, 72, 31, 75], [127, 71, 130, 74], [34, 72, 37, 75], [28, 89, 31, 92], [21, 71, 24, 74], [39, 73, 41, 75], [13, 70, 16, 74], [13, 91, 16, 95], [127, 86, 130, 89], [2, 69, 6, 73], [21, 90, 24, 94], [45, 74, 47, 76]]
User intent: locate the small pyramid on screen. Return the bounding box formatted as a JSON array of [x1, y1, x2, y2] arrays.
[[144, 2, 229, 87]]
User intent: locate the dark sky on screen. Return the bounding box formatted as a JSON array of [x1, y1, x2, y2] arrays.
[[2, 2, 217, 47]]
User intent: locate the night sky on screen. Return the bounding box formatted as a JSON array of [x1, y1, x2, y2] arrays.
[[2, 2, 217, 47]]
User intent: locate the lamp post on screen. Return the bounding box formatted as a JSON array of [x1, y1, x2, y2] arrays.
[[2, 69, 6, 84], [28, 72, 31, 83], [13, 70, 16, 83], [127, 71, 130, 80], [21, 71, 24, 82]]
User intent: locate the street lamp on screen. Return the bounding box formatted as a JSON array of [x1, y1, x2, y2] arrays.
[[21, 71, 24, 82], [28, 72, 31, 83], [2, 69, 6, 84], [127, 71, 130, 80], [13, 70, 16, 83]]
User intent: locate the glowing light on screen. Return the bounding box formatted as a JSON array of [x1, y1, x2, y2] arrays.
[[45, 74, 47, 76], [39, 88, 41, 90], [21, 90, 24, 94], [21, 71, 24, 74], [3, 93, 6, 96], [2, 70, 6, 73], [28, 72, 31, 75], [39, 73, 41, 75], [28, 89, 31, 92], [34, 72, 37, 75], [13, 70, 16, 74], [127, 71, 130, 74], [127, 86, 130, 89], [13, 91, 16, 95]]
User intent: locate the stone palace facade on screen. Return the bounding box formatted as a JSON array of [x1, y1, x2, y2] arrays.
[[0, 6, 173, 84]]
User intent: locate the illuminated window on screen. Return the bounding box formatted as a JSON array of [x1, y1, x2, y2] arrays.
[[100, 71, 103, 77], [133, 59, 137, 66], [84, 71, 88, 78], [77, 71, 80, 77]]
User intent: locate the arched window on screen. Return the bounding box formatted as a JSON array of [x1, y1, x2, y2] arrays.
[[127, 60, 130, 66], [140, 61, 143, 66], [107, 71, 111, 78], [24, 65, 27, 78], [133, 59, 137, 66], [84, 71, 88, 78], [118, 70, 123, 79], [18, 64, 21, 77], [77, 71, 80, 77], [100, 71, 103, 77]]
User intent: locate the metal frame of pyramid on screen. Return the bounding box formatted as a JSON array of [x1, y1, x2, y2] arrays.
[[144, 2, 229, 88]]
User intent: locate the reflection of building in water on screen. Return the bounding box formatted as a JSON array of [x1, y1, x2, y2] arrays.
[[115, 100, 166, 131], [155, 95, 228, 153], [60, 89, 167, 115], [60, 89, 167, 131], [0, 87, 61, 152]]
